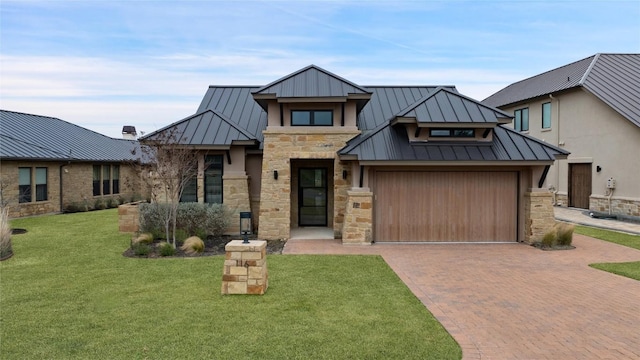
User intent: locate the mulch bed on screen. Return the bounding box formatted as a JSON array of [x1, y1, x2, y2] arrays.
[[531, 242, 576, 251], [123, 236, 286, 258]]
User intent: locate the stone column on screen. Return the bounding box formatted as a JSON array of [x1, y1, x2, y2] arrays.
[[342, 190, 373, 244], [118, 203, 140, 233], [524, 191, 555, 243], [222, 174, 251, 234], [221, 240, 268, 295]]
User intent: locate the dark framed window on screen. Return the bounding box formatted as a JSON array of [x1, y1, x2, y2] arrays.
[[112, 165, 120, 194], [542, 102, 551, 129], [18, 167, 32, 203], [180, 178, 198, 202], [429, 128, 475, 137], [205, 155, 223, 204], [291, 110, 333, 126], [514, 108, 529, 132], [93, 165, 101, 196], [35, 167, 48, 201], [102, 165, 111, 195]]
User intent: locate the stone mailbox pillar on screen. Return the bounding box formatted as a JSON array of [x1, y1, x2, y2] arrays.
[[221, 240, 268, 295]]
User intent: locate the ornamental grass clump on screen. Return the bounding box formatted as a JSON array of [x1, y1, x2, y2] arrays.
[[132, 233, 154, 245], [158, 242, 175, 257], [180, 236, 205, 255], [556, 223, 575, 246]]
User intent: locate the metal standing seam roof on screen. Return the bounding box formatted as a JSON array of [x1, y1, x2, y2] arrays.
[[338, 124, 569, 162], [141, 109, 257, 146], [397, 87, 512, 124], [483, 53, 640, 128], [0, 110, 140, 162], [252, 64, 372, 98]]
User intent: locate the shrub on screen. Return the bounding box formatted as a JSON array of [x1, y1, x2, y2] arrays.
[[132, 242, 150, 256], [94, 199, 106, 210], [541, 229, 557, 248], [132, 233, 154, 245], [106, 197, 117, 208], [139, 203, 231, 239], [158, 242, 175, 256], [556, 223, 574, 246], [0, 207, 13, 260], [180, 236, 204, 255], [203, 204, 231, 238]]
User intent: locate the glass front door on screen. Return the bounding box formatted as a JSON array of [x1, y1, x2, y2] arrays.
[[299, 168, 327, 226]]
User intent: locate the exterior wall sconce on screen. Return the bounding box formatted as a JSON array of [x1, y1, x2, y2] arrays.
[[273, 170, 278, 180], [240, 212, 252, 244], [596, 165, 602, 172], [342, 170, 348, 180]]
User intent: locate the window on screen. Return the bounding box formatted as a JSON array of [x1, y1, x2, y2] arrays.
[[35, 168, 47, 201], [514, 108, 529, 132], [180, 178, 197, 202], [205, 155, 223, 204], [93, 164, 120, 196], [18, 168, 31, 203], [112, 165, 120, 194], [102, 165, 111, 195], [93, 165, 101, 196], [291, 110, 333, 126], [429, 128, 475, 138], [542, 102, 551, 129], [18, 167, 47, 203]]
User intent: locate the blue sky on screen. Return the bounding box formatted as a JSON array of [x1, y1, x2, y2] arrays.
[[1, 0, 639, 138]]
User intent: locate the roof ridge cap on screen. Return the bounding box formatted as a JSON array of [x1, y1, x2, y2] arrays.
[[579, 53, 600, 85], [207, 109, 255, 140]]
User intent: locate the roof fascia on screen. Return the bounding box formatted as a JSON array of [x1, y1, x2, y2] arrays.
[[354, 160, 557, 166]]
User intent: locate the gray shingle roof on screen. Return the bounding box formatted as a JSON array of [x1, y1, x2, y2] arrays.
[[339, 124, 569, 162], [483, 53, 640, 128], [0, 110, 140, 162], [397, 87, 512, 124]]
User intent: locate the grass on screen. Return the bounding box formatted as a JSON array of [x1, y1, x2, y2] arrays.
[[1, 209, 461, 359], [575, 225, 640, 281]]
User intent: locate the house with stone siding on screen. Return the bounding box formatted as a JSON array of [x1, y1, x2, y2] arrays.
[[0, 110, 145, 218], [142, 65, 568, 244], [484, 53, 640, 217]]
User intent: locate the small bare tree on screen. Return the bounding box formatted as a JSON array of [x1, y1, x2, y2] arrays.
[[133, 128, 200, 248]]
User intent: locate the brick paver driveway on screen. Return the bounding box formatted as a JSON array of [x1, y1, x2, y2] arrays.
[[284, 235, 640, 359]]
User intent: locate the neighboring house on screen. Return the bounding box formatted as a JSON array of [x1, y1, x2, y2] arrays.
[[483, 54, 640, 217], [142, 65, 568, 244], [0, 110, 145, 218]]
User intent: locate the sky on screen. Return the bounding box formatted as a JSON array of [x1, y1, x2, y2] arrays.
[[1, 0, 639, 138]]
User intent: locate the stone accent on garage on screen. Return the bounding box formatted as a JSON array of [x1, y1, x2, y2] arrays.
[[524, 191, 556, 243], [257, 128, 359, 240], [342, 190, 373, 244], [590, 195, 640, 217]]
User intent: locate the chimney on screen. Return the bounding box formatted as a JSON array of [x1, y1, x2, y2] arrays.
[[122, 126, 137, 140]]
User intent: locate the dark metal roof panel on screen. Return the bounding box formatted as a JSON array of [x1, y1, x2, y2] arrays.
[[253, 65, 371, 98], [483, 55, 595, 107], [0, 110, 140, 162], [339, 124, 568, 162]]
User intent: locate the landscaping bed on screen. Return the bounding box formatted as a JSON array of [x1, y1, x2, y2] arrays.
[[122, 236, 286, 258]]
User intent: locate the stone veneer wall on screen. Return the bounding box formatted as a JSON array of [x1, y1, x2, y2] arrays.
[[222, 174, 251, 234], [1, 161, 62, 218], [258, 129, 359, 240], [342, 190, 373, 244], [590, 195, 640, 217], [524, 192, 556, 243]]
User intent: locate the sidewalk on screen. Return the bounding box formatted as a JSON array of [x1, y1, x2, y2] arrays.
[[554, 206, 640, 235]]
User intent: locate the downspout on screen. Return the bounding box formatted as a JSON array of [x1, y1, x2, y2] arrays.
[[607, 188, 615, 215], [550, 93, 560, 205]]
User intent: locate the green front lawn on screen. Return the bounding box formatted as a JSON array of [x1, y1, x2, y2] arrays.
[[1, 209, 461, 359], [576, 225, 640, 281]]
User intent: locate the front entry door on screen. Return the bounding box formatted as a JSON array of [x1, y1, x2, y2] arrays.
[[299, 168, 327, 226]]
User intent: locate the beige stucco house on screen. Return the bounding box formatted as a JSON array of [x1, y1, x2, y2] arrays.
[[143, 65, 568, 244], [0, 110, 145, 218], [484, 54, 640, 218]]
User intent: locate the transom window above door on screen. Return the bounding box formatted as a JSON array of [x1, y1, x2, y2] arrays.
[[291, 110, 333, 126]]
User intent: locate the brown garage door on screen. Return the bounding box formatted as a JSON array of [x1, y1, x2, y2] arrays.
[[374, 171, 518, 242]]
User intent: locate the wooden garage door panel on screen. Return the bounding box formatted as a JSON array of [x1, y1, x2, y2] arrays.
[[375, 171, 518, 242]]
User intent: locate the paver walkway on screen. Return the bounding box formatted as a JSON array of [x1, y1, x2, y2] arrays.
[[284, 235, 640, 359]]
